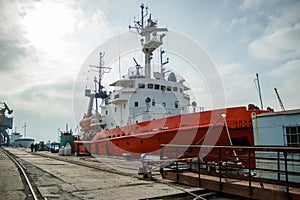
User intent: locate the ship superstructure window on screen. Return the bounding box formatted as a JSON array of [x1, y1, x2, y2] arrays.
[[148, 84, 153, 89], [161, 85, 166, 91], [173, 87, 178, 92], [138, 83, 145, 88], [285, 126, 300, 147], [167, 86, 172, 91], [180, 88, 183, 93], [106, 110, 108, 115], [175, 101, 179, 109], [162, 102, 166, 107], [134, 102, 139, 107], [155, 84, 160, 89], [152, 99, 155, 106]]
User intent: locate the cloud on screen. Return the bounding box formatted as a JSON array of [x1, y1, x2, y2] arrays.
[[268, 59, 300, 109], [248, 23, 300, 61], [0, 1, 30, 72], [266, 1, 300, 33], [238, 0, 263, 11], [218, 63, 257, 106], [2, 79, 74, 117]]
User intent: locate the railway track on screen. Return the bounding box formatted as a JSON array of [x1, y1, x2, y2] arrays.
[[0, 147, 41, 200]]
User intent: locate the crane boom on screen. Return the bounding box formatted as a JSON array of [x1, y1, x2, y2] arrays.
[[274, 88, 285, 111]]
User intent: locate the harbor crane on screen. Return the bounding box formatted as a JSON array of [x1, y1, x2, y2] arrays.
[[0, 102, 13, 146], [274, 88, 285, 111]]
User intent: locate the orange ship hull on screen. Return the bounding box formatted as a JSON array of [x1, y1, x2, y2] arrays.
[[74, 106, 267, 166]]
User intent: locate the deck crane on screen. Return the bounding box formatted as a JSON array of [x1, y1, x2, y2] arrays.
[[274, 88, 285, 111]]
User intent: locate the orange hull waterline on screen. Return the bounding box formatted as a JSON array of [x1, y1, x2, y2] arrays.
[[74, 5, 272, 167]]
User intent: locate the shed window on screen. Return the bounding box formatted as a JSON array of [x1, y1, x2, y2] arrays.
[[285, 126, 300, 147]]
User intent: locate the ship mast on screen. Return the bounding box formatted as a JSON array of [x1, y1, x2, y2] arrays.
[[129, 3, 168, 78], [90, 52, 111, 114]]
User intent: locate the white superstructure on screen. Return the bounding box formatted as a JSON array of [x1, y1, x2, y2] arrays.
[[81, 4, 194, 139]]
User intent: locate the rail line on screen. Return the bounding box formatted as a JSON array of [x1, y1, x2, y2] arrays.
[[0, 147, 40, 200]]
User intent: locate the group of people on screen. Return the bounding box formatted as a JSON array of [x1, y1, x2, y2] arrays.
[[30, 143, 38, 152]]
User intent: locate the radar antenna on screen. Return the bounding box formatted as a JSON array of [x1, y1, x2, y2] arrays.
[[133, 57, 141, 75]]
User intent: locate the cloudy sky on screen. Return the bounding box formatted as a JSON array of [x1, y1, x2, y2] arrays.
[[1, 0, 299, 142]]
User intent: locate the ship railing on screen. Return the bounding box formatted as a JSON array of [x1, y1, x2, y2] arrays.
[[122, 67, 145, 79], [164, 71, 186, 83], [159, 144, 300, 196], [187, 106, 205, 113]]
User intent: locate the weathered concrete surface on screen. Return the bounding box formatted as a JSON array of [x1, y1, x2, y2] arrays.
[[4, 147, 200, 200], [0, 148, 26, 200]]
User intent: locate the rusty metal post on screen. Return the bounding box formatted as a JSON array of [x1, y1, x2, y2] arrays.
[[176, 160, 179, 182], [248, 148, 252, 197], [219, 148, 222, 191], [198, 157, 201, 187], [95, 143, 98, 155], [277, 151, 280, 181], [284, 150, 289, 198], [160, 145, 164, 175]]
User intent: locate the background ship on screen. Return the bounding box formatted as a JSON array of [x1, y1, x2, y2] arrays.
[[74, 4, 271, 165]]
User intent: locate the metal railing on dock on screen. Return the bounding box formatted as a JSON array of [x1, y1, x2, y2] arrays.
[[159, 144, 300, 200]]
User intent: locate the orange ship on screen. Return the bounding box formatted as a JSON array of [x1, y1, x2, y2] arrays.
[[74, 5, 272, 167]]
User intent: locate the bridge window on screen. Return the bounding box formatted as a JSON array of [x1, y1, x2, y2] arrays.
[[138, 83, 145, 88], [167, 86, 172, 91], [161, 85, 166, 91], [180, 88, 183, 93], [175, 101, 179, 109], [155, 84, 160, 89], [173, 87, 178, 92], [148, 84, 153, 89], [285, 126, 300, 147]]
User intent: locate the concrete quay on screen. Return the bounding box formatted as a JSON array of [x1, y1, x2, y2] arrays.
[[1, 147, 203, 200]]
